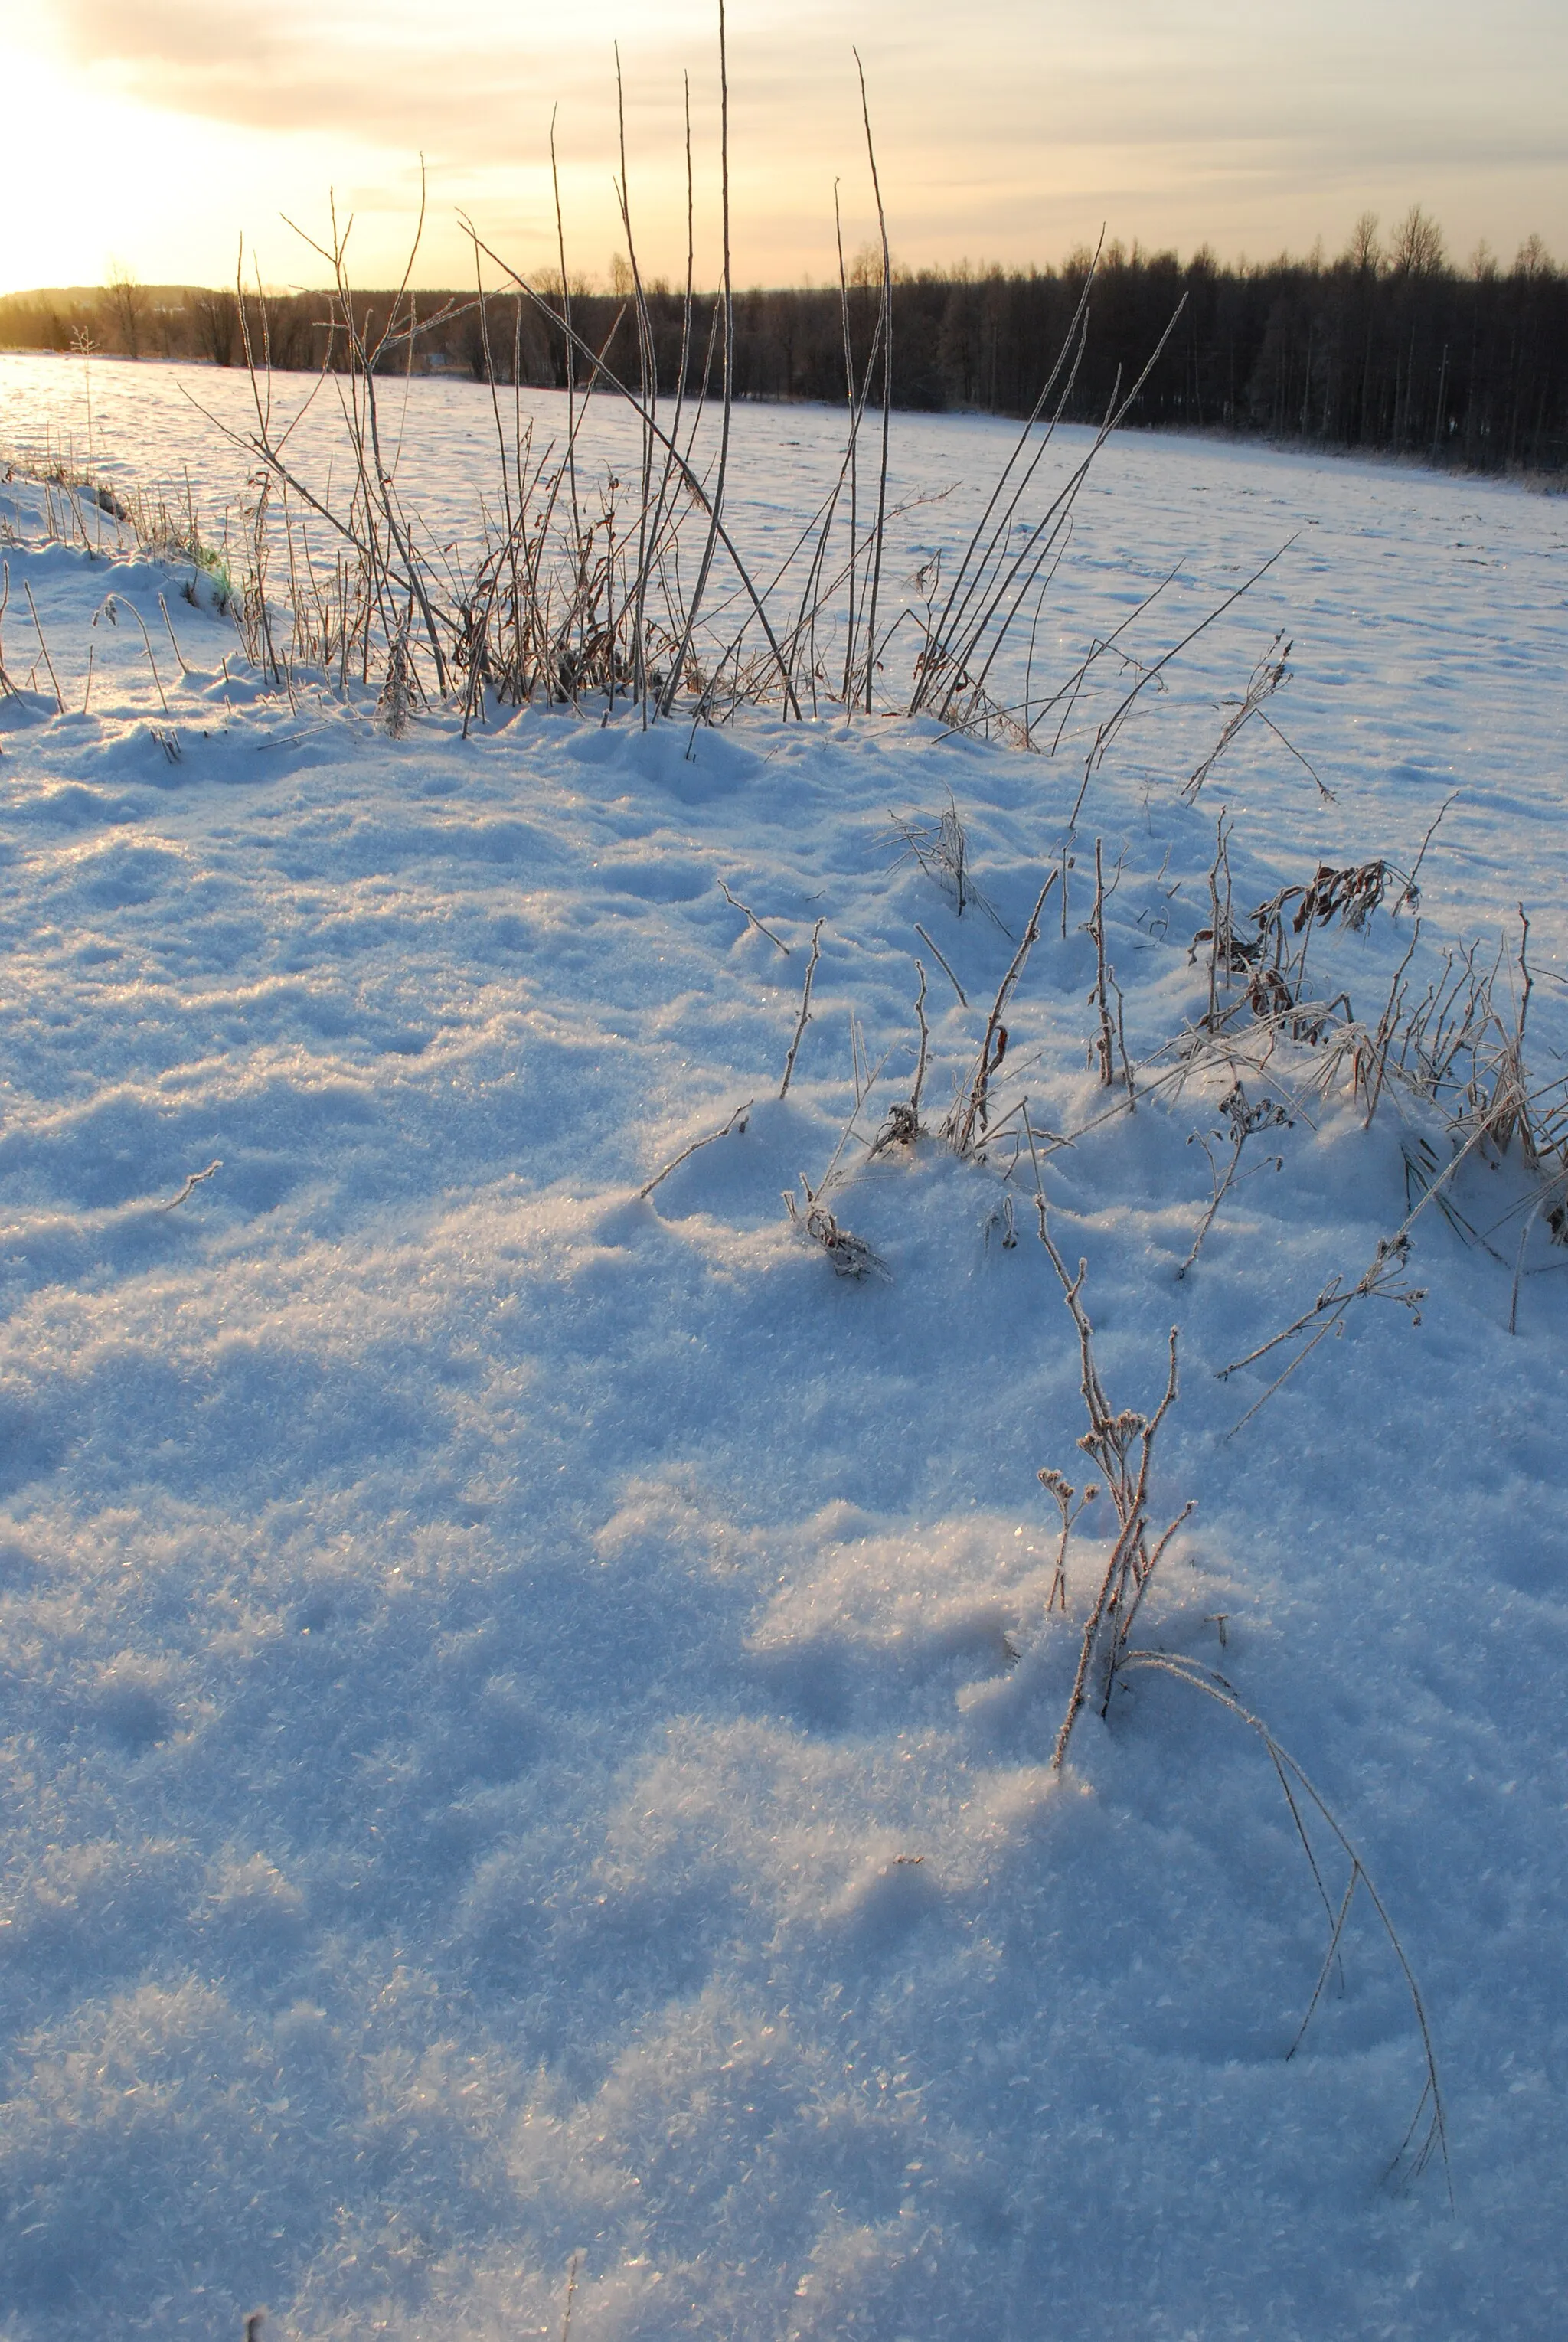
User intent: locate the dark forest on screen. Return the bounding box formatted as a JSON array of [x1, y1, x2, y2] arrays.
[[5, 214, 1563, 475]]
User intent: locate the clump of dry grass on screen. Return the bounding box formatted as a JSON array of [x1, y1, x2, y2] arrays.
[[1173, 803, 1568, 1345], [1024, 1158, 1447, 2200], [867, 960, 932, 1153], [2, 442, 236, 610], [1177, 1081, 1292, 1279], [1216, 1233, 1426, 1434], [942, 874, 1056, 1158], [129, 20, 1210, 751], [1031, 1234, 1194, 1766], [782, 1181, 888, 1279], [1183, 629, 1331, 804], [889, 792, 1009, 929]]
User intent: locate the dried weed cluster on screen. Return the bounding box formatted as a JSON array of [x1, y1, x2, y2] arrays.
[[662, 766, 1568, 2205], [8, 22, 1258, 756]]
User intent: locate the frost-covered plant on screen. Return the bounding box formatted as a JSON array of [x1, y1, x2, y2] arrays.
[[888, 792, 1006, 927], [175, 31, 1205, 744], [379, 599, 417, 738], [942, 874, 1056, 1158], [782, 1182, 887, 1280], [1031, 1222, 1194, 1768], [1176, 1080, 1292, 1279], [1036, 1467, 1099, 1614], [1029, 1197, 1446, 2200]]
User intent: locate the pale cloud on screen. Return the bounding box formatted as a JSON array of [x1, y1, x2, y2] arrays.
[[5, 0, 1565, 292]]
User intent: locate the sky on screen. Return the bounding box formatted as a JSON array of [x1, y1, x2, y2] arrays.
[[1, 0, 1564, 295]]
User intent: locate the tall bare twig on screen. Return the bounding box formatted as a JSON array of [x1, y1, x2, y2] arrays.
[[780, 919, 825, 1098], [946, 874, 1057, 1155]]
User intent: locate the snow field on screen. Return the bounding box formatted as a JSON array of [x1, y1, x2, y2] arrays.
[[0, 434, 1566, 2340]]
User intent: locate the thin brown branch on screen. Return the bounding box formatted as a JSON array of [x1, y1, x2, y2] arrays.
[[639, 1100, 753, 1200]]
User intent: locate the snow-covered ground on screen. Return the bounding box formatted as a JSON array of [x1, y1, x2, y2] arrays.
[[2, 373, 1567, 2340], [2, 343, 1565, 948]]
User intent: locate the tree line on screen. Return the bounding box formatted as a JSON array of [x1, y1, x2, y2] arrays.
[[3, 210, 1563, 474]]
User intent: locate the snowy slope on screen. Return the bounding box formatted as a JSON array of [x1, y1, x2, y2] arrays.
[[1, 430, 1566, 2342]]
